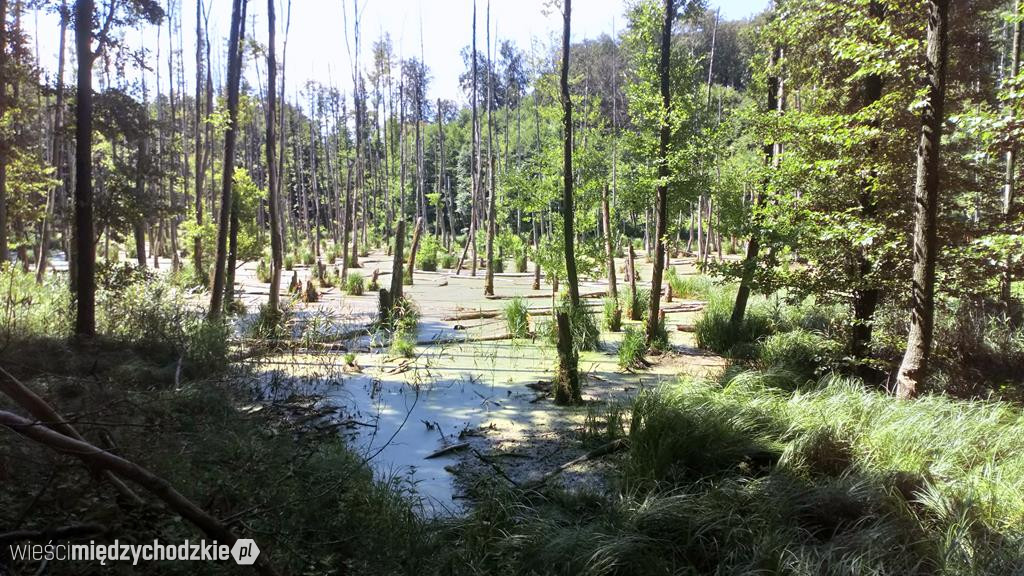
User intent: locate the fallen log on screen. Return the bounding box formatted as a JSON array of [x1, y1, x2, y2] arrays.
[[425, 442, 470, 459], [523, 438, 629, 489], [442, 310, 501, 321]]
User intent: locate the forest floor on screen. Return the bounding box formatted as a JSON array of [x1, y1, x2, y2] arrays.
[[231, 249, 729, 515]]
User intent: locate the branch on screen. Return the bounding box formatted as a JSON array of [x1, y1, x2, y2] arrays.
[[0, 366, 143, 505], [0, 410, 280, 576]]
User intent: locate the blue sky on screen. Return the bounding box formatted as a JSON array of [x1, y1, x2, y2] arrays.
[[32, 0, 769, 106]]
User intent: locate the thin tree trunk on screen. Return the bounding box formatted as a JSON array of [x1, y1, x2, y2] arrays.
[[208, 0, 247, 319], [484, 0, 497, 296], [1002, 0, 1022, 307], [266, 0, 282, 310], [852, 1, 884, 372], [560, 0, 580, 308], [37, 1, 69, 283], [895, 0, 950, 399], [645, 0, 675, 346], [731, 45, 781, 331]]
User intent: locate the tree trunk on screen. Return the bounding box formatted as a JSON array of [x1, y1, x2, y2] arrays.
[[895, 0, 950, 399], [193, 0, 205, 278], [852, 1, 884, 373], [73, 0, 96, 336], [554, 311, 581, 405], [208, 0, 247, 319], [266, 0, 283, 311], [388, 219, 406, 312], [645, 0, 675, 346], [1002, 0, 1022, 307], [37, 1, 70, 283], [560, 0, 580, 308], [484, 2, 497, 297], [602, 187, 619, 325], [731, 45, 781, 331], [406, 216, 423, 285], [628, 243, 639, 321]]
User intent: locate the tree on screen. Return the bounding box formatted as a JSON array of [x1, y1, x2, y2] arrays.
[[73, 0, 96, 336], [560, 0, 580, 308], [895, 0, 951, 399], [208, 0, 247, 319], [266, 0, 282, 312], [644, 0, 675, 346]]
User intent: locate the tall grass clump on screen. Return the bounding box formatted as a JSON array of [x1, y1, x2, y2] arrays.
[[544, 296, 600, 352], [695, 290, 772, 357], [618, 327, 648, 370], [504, 297, 530, 338], [626, 287, 649, 322], [603, 296, 622, 331], [345, 272, 365, 296], [757, 328, 841, 383], [666, 268, 714, 300], [0, 267, 73, 341]]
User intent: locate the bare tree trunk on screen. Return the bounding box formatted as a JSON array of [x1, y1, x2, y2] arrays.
[[645, 0, 674, 346], [560, 0, 580, 308], [895, 0, 950, 399], [484, 0, 497, 296], [1002, 0, 1022, 307], [266, 0, 283, 311], [852, 1, 884, 373], [554, 311, 581, 405], [208, 0, 247, 319], [602, 186, 620, 330], [731, 45, 781, 331], [73, 0, 96, 336], [406, 216, 423, 285], [628, 243, 639, 321], [37, 1, 69, 283], [192, 0, 205, 278]]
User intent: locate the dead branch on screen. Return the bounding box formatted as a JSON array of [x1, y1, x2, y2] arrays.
[[0, 366, 143, 505], [523, 438, 629, 489], [0, 410, 280, 576], [424, 442, 470, 459]]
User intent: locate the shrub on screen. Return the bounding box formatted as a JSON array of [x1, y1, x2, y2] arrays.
[[695, 291, 773, 356], [667, 269, 714, 300], [757, 329, 840, 382], [301, 250, 315, 266], [439, 251, 456, 269], [256, 259, 272, 283], [626, 288, 650, 322], [284, 253, 294, 271], [504, 297, 530, 338], [544, 296, 600, 353], [618, 327, 648, 370], [492, 258, 504, 273], [515, 252, 528, 273], [603, 296, 622, 332], [346, 272, 365, 296], [419, 236, 439, 271]]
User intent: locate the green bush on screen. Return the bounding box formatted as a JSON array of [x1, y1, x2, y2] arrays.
[[626, 288, 650, 321], [301, 249, 315, 266], [618, 327, 648, 370], [695, 291, 773, 357], [419, 236, 439, 271], [439, 251, 456, 269], [757, 329, 840, 383], [345, 272, 365, 296], [515, 252, 528, 273], [544, 296, 600, 353], [284, 253, 294, 271], [666, 268, 714, 300], [504, 297, 530, 338], [603, 296, 622, 332], [255, 259, 272, 283], [492, 258, 505, 273]]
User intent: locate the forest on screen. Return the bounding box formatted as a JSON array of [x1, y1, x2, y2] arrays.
[[1, 0, 1023, 574]]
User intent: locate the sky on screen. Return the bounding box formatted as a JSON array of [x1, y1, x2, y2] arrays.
[[30, 0, 768, 108]]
